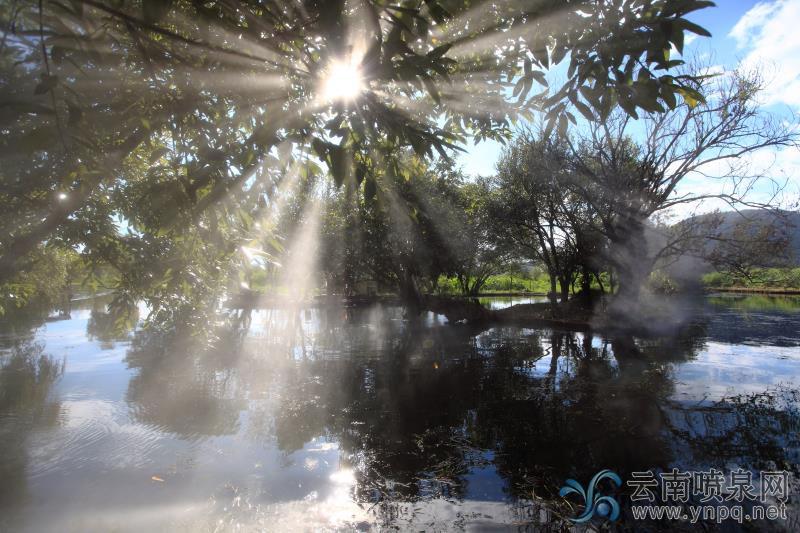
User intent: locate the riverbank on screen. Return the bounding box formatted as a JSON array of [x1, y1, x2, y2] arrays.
[[226, 291, 549, 308], [706, 287, 800, 295], [227, 291, 698, 336], [452, 291, 548, 297]]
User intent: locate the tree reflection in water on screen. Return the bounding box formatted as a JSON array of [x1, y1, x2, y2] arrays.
[[86, 303, 139, 349], [0, 335, 64, 520], [125, 313, 248, 439], [116, 305, 798, 528]]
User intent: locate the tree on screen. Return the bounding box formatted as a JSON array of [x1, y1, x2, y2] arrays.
[[0, 0, 715, 319], [490, 133, 595, 305], [319, 157, 512, 300], [703, 213, 794, 284], [0, 244, 80, 315], [451, 179, 516, 296], [568, 65, 798, 308], [315, 151, 466, 306]]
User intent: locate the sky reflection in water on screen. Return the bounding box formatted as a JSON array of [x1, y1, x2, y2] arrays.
[[0, 294, 799, 531]]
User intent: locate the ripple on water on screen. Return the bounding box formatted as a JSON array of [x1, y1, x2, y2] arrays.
[[28, 399, 166, 478]]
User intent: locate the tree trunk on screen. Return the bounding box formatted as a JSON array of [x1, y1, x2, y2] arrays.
[[608, 216, 654, 321], [547, 273, 558, 314], [581, 266, 591, 294], [470, 276, 488, 296], [559, 276, 570, 303], [595, 271, 605, 294], [399, 271, 423, 315]]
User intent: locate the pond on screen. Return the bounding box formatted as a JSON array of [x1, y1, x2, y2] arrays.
[[1, 294, 799, 531]]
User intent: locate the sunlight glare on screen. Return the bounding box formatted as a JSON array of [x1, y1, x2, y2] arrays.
[[321, 59, 364, 102]]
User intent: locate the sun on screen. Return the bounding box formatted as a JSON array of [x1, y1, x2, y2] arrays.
[[320, 59, 364, 102]]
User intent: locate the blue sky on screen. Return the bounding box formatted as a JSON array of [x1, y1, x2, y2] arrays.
[[456, 0, 800, 215]]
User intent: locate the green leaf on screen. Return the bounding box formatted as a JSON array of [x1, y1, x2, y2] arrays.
[[659, 86, 675, 109], [328, 144, 346, 187], [512, 76, 526, 98], [422, 76, 441, 105], [557, 114, 568, 137], [532, 47, 549, 69], [423, 0, 451, 24], [67, 101, 82, 126], [669, 22, 685, 55], [517, 78, 532, 103], [530, 70, 548, 87], [677, 18, 712, 38], [617, 93, 639, 118], [572, 99, 595, 121], [543, 116, 557, 139], [355, 163, 367, 184], [427, 42, 452, 59]]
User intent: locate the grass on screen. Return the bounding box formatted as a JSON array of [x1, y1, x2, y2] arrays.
[[702, 268, 800, 291], [436, 273, 572, 295]]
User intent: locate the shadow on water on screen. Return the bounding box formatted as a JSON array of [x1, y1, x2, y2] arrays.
[[0, 295, 799, 530]]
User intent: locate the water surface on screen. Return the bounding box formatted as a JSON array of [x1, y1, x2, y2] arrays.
[[1, 294, 799, 531]]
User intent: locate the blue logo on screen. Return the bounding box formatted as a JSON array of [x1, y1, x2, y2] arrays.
[[559, 469, 622, 523]]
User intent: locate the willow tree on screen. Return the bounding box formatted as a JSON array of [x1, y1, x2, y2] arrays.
[[0, 0, 714, 317]]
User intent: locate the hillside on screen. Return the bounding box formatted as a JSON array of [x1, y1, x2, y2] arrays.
[[662, 209, 800, 284], [684, 209, 800, 259]]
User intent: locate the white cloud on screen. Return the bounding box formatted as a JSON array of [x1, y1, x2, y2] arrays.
[[729, 0, 800, 108], [665, 145, 800, 220], [729, 1, 777, 46]]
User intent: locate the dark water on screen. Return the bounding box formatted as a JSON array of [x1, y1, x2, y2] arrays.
[[1, 294, 799, 531]]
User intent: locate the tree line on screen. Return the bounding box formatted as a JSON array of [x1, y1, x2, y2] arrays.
[[306, 63, 796, 316], [1, 0, 796, 326]]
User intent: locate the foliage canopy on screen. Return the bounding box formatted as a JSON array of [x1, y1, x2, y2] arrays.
[[0, 0, 715, 315]]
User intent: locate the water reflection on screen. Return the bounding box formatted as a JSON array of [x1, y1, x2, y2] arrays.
[[703, 294, 800, 347], [126, 326, 245, 438], [86, 304, 139, 348], [0, 338, 64, 517], [124, 304, 798, 527], [477, 295, 549, 310], [0, 295, 798, 530]]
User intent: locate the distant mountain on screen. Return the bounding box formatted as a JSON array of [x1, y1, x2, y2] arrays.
[[661, 209, 800, 283], [683, 209, 800, 259]]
